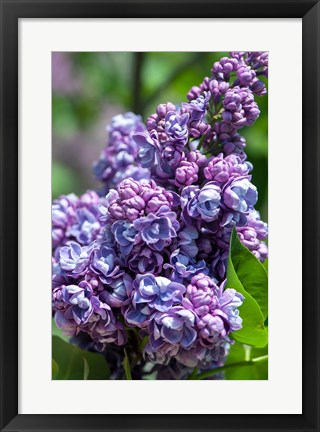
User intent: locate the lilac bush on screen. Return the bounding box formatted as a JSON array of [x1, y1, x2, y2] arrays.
[[52, 52, 268, 379]]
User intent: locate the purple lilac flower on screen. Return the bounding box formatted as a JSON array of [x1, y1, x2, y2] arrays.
[[100, 178, 175, 223], [55, 281, 110, 331], [52, 261, 72, 311], [222, 133, 247, 158], [181, 92, 210, 122], [133, 129, 159, 168], [161, 142, 185, 167], [184, 276, 243, 345], [90, 244, 122, 284], [212, 56, 239, 81], [124, 274, 186, 327], [176, 340, 227, 368], [155, 143, 186, 180], [67, 207, 101, 245], [177, 226, 199, 258], [59, 241, 94, 277], [52, 191, 105, 251], [236, 64, 256, 86], [222, 86, 260, 128], [54, 310, 80, 336], [221, 176, 258, 226], [180, 92, 211, 138], [52, 193, 78, 249], [211, 246, 230, 280], [126, 244, 164, 275], [237, 225, 268, 262], [111, 164, 150, 186], [187, 150, 208, 168], [245, 51, 269, 76], [209, 79, 229, 105], [174, 160, 199, 187], [92, 112, 146, 188], [99, 274, 133, 308], [145, 307, 198, 363], [165, 111, 190, 146], [250, 78, 267, 96], [146, 102, 177, 142], [164, 249, 207, 281], [54, 276, 128, 347], [107, 112, 145, 136], [172, 151, 209, 188], [236, 209, 268, 261], [133, 212, 179, 251], [246, 209, 268, 240], [88, 317, 127, 350], [204, 153, 252, 184], [181, 183, 221, 223], [61, 281, 96, 325], [111, 220, 137, 255]]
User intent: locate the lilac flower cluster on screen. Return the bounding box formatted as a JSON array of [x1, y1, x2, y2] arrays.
[[92, 112, 150, 192], [52, 190, 106, 252], [52, 52, 268, 378]]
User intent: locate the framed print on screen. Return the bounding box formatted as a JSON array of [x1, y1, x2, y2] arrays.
[[0, 1, 319, 431]]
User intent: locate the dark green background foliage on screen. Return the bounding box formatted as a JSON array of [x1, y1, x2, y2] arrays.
[[52, 52, 267, 224]]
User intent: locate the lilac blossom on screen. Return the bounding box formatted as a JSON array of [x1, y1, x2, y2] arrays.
[[221, 176, 258, 226], [52, 194, 78, 249], [127, 244, 164, 275], [111, 220, 137, 255], [133, 212, 179, 251], [90, 244, 121, 284], [99, 274, 133, 308], [92, 112, 146, 188], [100, 178, 175, 223], [59, 242, 94, 277], [222, 86, 260, 128], [204, 153, 252, 184], [124, 274, 186, 327], [164, 249, 207, 281], [133, 129, 159, 168], [52, 191, 105, 251], [165, 111, 190, 145], [177, 226, 199, 258], [181, 183, 221, 223], [145, 307, 198, 363]]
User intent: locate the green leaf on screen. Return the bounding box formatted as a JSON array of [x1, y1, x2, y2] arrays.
[[263, 258, 268, 272], [229, 228, 268, 319], [52, 359, 59, 379], [123, 349, 132, 380], [83, 358, 90, 380], [225, 342, 268, 380], [139, 335, 149, 352], [226, 229, 268, 348], [52, 335, 110, 380]]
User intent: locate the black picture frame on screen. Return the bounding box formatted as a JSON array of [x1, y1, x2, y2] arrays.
[[1, 1, 319, 431]]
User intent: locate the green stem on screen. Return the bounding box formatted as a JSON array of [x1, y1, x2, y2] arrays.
[[188, 355, 268, 380], [188, 367, 199, 380], [196, 134, 206, 151]]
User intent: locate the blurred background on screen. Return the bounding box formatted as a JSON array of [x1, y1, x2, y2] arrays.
[[52, 52, 268, 222]]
